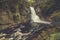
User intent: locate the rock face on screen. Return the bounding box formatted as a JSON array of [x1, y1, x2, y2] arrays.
[[0, 0, 60, 40], [0, 0, 30, 30]]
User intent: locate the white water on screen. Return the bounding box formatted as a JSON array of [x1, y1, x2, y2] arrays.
[[30, 7, 51, 24]]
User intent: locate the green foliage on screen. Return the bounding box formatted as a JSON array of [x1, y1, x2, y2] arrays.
[[46, 32, 60, 40], [28, 0, 35, 6]]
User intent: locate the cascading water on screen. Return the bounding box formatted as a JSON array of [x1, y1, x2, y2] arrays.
[[30, 7, 51, 24]]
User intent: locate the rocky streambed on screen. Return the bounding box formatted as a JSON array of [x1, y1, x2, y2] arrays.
[[0, 22, 60, 40], [0, 0, 60, 40]]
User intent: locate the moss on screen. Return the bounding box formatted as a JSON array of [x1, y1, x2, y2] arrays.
[[46, 32, 60, 40]]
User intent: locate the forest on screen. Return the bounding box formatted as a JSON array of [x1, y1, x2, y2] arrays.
[[0, 0, 60, 40]]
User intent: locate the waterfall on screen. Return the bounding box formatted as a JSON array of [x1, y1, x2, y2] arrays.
[[30, 7, 51, 24]]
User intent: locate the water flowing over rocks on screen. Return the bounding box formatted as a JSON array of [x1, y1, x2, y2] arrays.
[[0, 0, 60, 40]]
